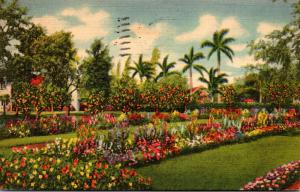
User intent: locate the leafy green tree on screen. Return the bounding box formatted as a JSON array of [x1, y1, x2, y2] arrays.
[[129, 54, 154, 83], [201, 29, 235, 72], [155, 55, 179, 81], [179, 47, 205, 92], [199, 68, 228, 102], [0, 0, 42, 82], [31, 31, 77, 89], [82, 39, 113, 97], [9, 24, 45, 83], [150, 47, 161, 75]]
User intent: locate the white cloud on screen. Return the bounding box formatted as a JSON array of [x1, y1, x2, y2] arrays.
[[231, 43, 247, 52], [226, 74, 243, 84], [32, 15, 67, 34], [257, 22, 283, 36], [77, 49, 88, 59], [112, 22, 170, 62], [175, 14, 247, 43], [227, 55, 262, 68], [175, 14, 218, 42], [32, 7, 110, 42], [220, 17, 248, 38]]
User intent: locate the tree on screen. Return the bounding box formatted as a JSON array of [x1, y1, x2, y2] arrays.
[[82, 39, 113, 97], [129, 54, 154, 83], [122, 56, 131, 78], [150, 47, 160, 75], [179, 47, 205, 92], [31, 31, 77, 89], [9, 24, 45, 83], [198, 67, 228, 102], [155, 55, 179, 81], [201, 29, 235, 73]]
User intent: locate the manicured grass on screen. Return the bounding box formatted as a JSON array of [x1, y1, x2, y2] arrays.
[[137, 132, 300, 190]]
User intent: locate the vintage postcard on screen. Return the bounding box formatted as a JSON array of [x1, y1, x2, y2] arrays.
[[0, 0, 299, 190]]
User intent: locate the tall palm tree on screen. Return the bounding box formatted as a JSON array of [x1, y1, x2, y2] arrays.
[[201, 29, 235, 73], [199, 67, 228, 102], [155, 55, 179, 81], [179, 47, 206, 92], [128, 54, 154, 83]]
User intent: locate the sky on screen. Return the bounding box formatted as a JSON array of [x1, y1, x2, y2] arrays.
[[19, 0, 296, 86]]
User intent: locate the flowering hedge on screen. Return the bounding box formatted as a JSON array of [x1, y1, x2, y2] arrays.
[[241, 160, 300, 191]]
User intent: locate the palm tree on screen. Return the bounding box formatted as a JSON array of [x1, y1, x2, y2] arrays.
[[179, 47, 206, 93], [201, 29, 235, 73], [128, 54, 154, 83], [199, 67, 228, 102], [155, 55, 179, 81]]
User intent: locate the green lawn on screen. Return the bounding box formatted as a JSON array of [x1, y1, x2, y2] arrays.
[[137, 132, 300, 190]]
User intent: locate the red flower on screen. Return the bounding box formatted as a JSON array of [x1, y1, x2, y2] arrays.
[[73, 158, 79, 167], [30, 75, 44, 86]]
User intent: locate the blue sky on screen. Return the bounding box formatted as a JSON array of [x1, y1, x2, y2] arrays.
[[20, 0, 295, 85]]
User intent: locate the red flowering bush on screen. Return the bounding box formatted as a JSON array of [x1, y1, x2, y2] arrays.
[[242, 160, 300, 191], [86, 91, 106, 115], [152, 112, 170, 122], [72, 137, 97, 158], [134, 125, 179, 162], [127, 113, 148, 125]]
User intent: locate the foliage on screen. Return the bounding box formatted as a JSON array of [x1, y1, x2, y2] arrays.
[[31, 31, 77, 90], [110, 76, 141, 113], [201, 28, 235, 71], [129, 54, 155, 83], [266, 83, 293, 106], [180, 47, 205, 90], [198, 67, 228, 102], [81, 39, 113, 97], [155, 55, 179, 81], [86, 91, 106, 115], [220, 85, 237, 104]]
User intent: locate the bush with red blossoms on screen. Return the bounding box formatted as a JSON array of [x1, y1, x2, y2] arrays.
[[241, 160, 300, 191], [134, 125, 179, 162]]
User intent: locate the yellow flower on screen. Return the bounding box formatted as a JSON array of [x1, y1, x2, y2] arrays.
[[40, 184, 45, 189], [39, 175, 43, 179], [37, 157, 41, 162], [86, 173, 90, 178], [63, 186, 67, 190], [62, 144, 66, 149], [33, 164, 38, 169], [50, 168, 54, 172], [42, 171, 46, 175], [57, 175, 61, 180], [14, 165, 19, 170], [57, 159, 61, 164], [30, 182, 35, 187], [111, 176, 115, 181], [128, 182, 133, 187], [49, 158, 53, 162], [115, 163, 121, 169], [33, 170, 37, 175], [80, 172, 84, 176], [17, 179, 20, 184], [108, 183, 112, 188], [29, 174, 34, 179]]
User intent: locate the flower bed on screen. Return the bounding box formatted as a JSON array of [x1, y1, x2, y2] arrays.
[[241, 160, 300, 191], [0, 156, 151, 190]]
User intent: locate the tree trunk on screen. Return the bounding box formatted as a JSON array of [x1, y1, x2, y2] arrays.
[[217, 51, 221, 103], [189, 67, 193, 94], [2, 102, 6, 116]]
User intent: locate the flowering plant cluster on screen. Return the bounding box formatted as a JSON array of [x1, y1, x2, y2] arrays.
[[134, 124, 179, 162], [86, 91, 106, 115], [241, 160, 300, 191], [0, 156, 151, 190], [5, 115, 77, 137]]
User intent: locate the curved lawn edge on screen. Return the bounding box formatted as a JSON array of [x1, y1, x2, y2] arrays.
[[136, 133, 300, 190]]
